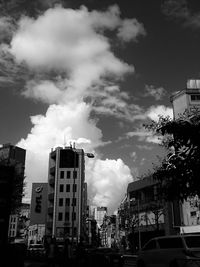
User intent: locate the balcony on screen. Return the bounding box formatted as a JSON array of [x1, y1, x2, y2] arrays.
[[49, 177, 55, 186], [46, 221, 53, 229], [48, 207, 54, 214], [50, 166, 55, 175], [48, 193, 54, 201], [50, 150, 56, 160]]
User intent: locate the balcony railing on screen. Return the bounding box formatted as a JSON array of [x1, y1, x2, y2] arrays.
[[50, 166, 55, 175], [48, 193, 54, 201], [48, 207, 54, 214], [49, 177, 55, 186]]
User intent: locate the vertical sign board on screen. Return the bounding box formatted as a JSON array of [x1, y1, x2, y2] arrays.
[[30, 183, 48, 225]]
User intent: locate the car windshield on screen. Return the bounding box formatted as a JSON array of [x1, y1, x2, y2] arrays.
[[184, 236, 200, 248]]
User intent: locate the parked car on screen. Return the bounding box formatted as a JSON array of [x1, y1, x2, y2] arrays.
[[27, 243, 46, 259], [136, 234, 200, 267], [86, 247, 123, 267]]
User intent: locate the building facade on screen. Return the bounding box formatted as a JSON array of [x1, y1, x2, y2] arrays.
[[29, 183, 48, 244], [46, 145, 89, 243], [93, 206, 107, 227], [170, 79, 200, 233], [8, 203, 30, 243], [0, 144, 26, 245]]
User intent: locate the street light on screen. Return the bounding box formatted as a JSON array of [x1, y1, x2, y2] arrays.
[[71, 147, 94, 246]]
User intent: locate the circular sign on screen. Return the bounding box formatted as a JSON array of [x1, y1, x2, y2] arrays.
[[35, 186, 43, 193]]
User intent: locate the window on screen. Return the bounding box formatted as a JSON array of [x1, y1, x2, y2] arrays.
[[66, 184, 70, 192], [65, 212, 69, 221], [191, 95, 200, 101], [58, 212, 63, 221], [72, 198, 76, 206], [73, 171, 77, 179], [72, 212, 76, 221], [143, 240, 157, 251], [59, 198, 63, 206], [73, 184, 77, 192], [65, 198, 70, 206], [67, 171, 71, 179], [60, 184, 64, 192], [60, 171, 64, 179], [158, 237, 183, 249]]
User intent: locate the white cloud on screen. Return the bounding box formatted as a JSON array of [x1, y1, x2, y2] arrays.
[[0, 17, 15, 43], [17, 102, 103, 195], [144, 85, 167, 100], [126, 128, 161, 144], [146, 105, 173, 121], [117, 18, 146, 42], [137, 144, 153, 150], [86, 158, 133, 214], [10, 5, 145, 213], [9, 5, 140, 101], [130, 151, 137, 162]]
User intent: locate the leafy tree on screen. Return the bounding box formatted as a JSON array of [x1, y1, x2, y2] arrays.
[[145, 109, 200, 201]]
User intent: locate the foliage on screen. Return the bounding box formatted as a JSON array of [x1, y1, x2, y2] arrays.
[[145, 109, 200, 201]]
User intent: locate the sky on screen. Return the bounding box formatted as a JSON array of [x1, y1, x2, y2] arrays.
[[1, 0, 200, 214]]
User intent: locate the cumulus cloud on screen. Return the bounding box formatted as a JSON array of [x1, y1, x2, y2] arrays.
[[146, 105, 173, 121], [130, 151, 137, 162], [10, 5, 144, 212], [0, 17, 16, 43], [9, 5, 143, 98], [137, 144, 153, 150], [17, 102, 103, 195], [126, 129, 161, 144], [162, 0, 200, 29], [117, 18, 146, 42], [86, 158, 133, 214], [144, 85, 167, 100]]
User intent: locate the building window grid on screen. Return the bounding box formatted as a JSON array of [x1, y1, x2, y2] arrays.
[[72, 198, 76, 206], [59, 198, 63, 207], [67, 171, 71, 179], [58, 212, 63, 221], [60, 171, 64, 179], [65, 198, 70, 206], [66, 184, 70, 192], [60, 184, 64, 192], [73, 184, 77, 192], [191, 95, 200, 101]]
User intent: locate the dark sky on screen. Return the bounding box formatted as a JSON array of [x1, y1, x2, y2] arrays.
[[1, 0, 200, 211]]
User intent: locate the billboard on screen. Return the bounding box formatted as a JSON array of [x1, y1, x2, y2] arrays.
[[30, 183, 48, 225]]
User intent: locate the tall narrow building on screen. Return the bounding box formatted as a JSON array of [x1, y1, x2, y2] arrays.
[[46, 145, 89, 242], [0, 144, 26, 244]]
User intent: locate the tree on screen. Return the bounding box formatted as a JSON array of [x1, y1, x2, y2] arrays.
[[145, 109, 200, 201]]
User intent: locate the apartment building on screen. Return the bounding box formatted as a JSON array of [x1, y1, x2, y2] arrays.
[[46, 145, 92, 243], [170, 79, 200, 233]]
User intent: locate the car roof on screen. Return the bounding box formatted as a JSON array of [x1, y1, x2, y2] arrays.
[[150, 234, 200, 241]]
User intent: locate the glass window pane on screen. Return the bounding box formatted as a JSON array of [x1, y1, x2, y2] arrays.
[[158, 238, 183, 249]]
